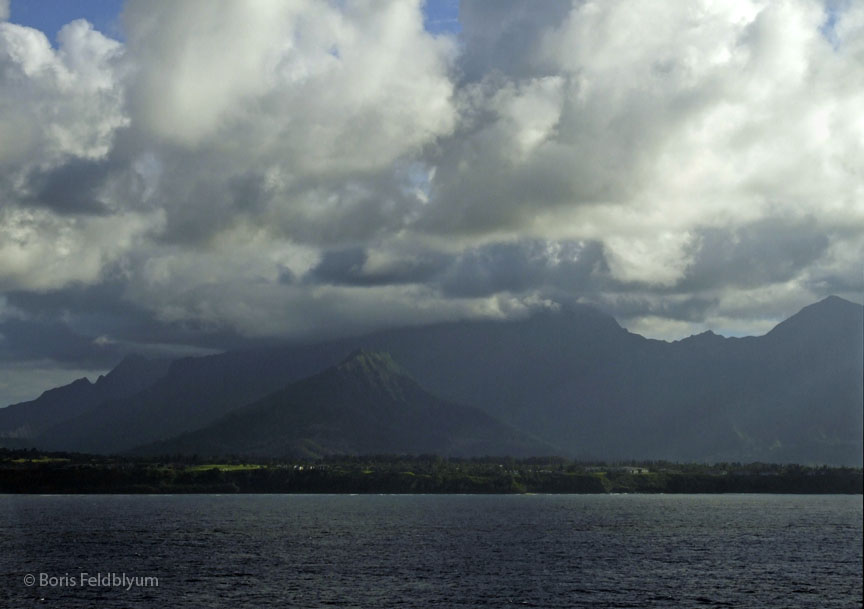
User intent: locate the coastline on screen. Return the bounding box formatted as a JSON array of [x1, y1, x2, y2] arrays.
[[2, 449, 861, 495]]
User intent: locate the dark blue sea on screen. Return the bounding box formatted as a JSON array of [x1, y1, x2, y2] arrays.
[[0, 494, 860, 608]]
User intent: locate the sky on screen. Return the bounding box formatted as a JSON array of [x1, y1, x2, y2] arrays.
[[0, 0, 862, 406]]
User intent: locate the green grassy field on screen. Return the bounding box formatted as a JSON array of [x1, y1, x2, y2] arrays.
[[184, 464, 264, 472]]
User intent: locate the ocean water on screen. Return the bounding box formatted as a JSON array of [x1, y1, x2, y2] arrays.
[[0, 494, 860, 608]]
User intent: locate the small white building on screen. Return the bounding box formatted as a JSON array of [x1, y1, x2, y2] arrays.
[[619, 466, 650, 475]]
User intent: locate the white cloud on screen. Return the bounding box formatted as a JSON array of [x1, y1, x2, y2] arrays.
[[604, 231, 696, 287], [432, 0, 862, 226], [0, 20, 126, 164], [0, 0, 861, 373], [414, 0, 863, 300], [0, 206, 162, 291], [124, 0, 456, 172], [486, 76, 564, 161]]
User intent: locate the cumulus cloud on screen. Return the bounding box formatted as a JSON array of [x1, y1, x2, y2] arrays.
[[0, 20, 126, 165], [124, 0, 455, 166], [0, 0, 861, 404], [0, 206, 160, 291], [419, 0, 863, 285]]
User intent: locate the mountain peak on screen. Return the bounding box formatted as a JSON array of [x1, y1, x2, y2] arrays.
[[40, 376, 92, 394], [32, 376, 92, 403], [330, 350, 414, 402], [812, 294, 860, 311], [141, 348, 551, 459], [766, 294, 863, 343], [680, 329, 722, 342], [336, 350, 407, 378], [779, 294, 860, 322], [92, 353, 173, 396]]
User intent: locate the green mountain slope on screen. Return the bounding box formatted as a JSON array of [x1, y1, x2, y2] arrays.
[[138, 351, 553, 458]]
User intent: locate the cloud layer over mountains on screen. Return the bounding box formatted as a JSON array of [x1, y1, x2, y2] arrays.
[[0, 0, 862, 403]]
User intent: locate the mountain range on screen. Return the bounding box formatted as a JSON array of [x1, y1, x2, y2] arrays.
[[0, 354, 171, 442], [1, 296, 861, 465]]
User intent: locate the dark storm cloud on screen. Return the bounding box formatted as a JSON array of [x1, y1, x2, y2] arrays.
[[150, 161, 420, 248], [419, 143, 581, 235], [301, 240, 609, 297], [305, 247, 449, 287], [229, 172, 269, 214], [681, 219, 832, 291], [5, 280, 167, 341], [805, 270, 864, 295], [25, 158, 113, 215], [438, 240, 606, 298], [271, 179, 418, 246], [3, 282, 263, 362], [458, 0, 571, 82], [0, 317, 123, 366], [303, 247, 368, 285]]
